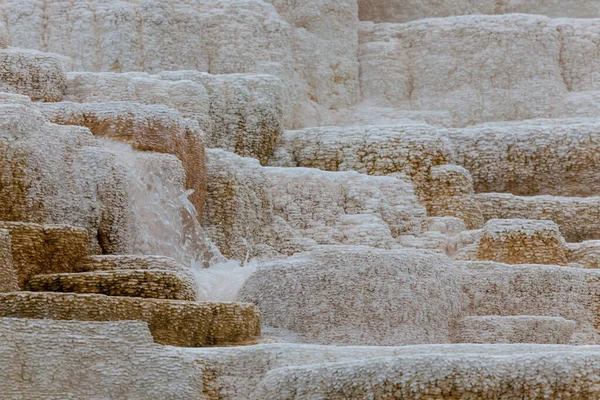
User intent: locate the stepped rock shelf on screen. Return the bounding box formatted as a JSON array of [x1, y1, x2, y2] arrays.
[[4, 0, 600, 398]]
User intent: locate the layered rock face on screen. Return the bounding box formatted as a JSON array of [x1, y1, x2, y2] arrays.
[[3, 0, 600, 398]]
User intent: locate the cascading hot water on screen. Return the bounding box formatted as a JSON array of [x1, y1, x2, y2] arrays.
[[101, 139, 256, 301]]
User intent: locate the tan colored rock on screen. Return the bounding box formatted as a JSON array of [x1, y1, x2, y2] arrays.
[[0, 229, 17, 292], [453, 315, 576, 344], [26, 270, 198, 301], [0, 102, 133, 254], [423, 165, 483, 229], [477, 219, 568, 265], [0, 292, 260, 347], [40, 101, 207, 214], [0, 48, 68, 101], [567, 241, 600, 269], [476, 193, 600, 242], [0, 222, 88, 288]]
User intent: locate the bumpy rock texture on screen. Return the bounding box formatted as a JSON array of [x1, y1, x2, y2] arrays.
[[40, 101, 207, 214], [453, 315, 577, 344], [204, 149, 426, 260], [0, 292, 260, 347], [0, 318, 204, 399], [26, 270, 198, 301], [240, 247, 465, 345], [477, 219, 568, 265]]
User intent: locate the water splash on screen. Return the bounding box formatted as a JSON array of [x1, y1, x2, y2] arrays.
[[102, 139, 254, 301]]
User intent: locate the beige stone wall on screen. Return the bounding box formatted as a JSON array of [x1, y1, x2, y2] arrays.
[[477, 219, 568, 265], [476, 193, 600, 242], [453, 316, 576, 344], [0, 318, 204, 398], [26, 270, 198, 301], [0, 292, 261, 347], [0, 229, 17, 292], [0, 222, 89, 288], [0, 48, 68, 101]]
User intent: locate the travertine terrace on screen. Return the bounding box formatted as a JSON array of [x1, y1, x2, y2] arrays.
[[3, 0, 600, 398]]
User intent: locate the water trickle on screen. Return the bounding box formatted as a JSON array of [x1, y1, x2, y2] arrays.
[[102, 139, 255, 301]]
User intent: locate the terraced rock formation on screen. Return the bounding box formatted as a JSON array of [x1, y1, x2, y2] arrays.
[[2, 0, 600, 398]]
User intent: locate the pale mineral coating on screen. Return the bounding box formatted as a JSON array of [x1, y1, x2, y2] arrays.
[[202, 149, 274, 260], [65, 71, 285, 163], [159, 71, 284, 164], [424, 165, 483, 229], [0, 318, 204, 399], [457, 261, 600, 344], [239, 246, 466, 345], [567, 241, 600, 269], [0, 229, 17, 292], [359, 15, 567, 126], [270, 125, 482, 228], [40, 101, 207, 214], [65, 71, 211, 131], [270, 125, 451, 186], [0, 222, 89, 288], [262, 0, 360, 120], [203, 149, 426, 260], [252, 351, 600, 399], [188, 343, 600, 399], [453, 315, 576, 344], [26, 270, 198, 301], [443, 119, 600, 196], [0, 292, 261, 347], [0, 0, 360, 129], [552, 91, 600, 119], [476, 193, 600, 242], [358, 0, 600, 23], [0, 48, 68, 101], [477, 219, 568, 265], [0, 102, 134, 254]]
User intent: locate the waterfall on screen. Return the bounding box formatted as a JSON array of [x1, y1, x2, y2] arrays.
[[102, 139, 256, 301]]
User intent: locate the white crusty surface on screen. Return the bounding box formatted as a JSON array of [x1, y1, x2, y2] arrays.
[[203, 149, 427, 260], [0, 48, 68, 101], [476, 193, 600, 242], [453, 315, 576, 344], [0, 318, 203, 399], [0, 0, 360, 129], [239, 246, 466, 345], [457, 261, 600, 344], [252, 350, 600, 399], [187, 343, 600, 399]]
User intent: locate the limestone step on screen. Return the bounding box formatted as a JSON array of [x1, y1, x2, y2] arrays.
[[0, 292, 261, 347], [0, 222, 89, 288], [0, 318, 203, 398], [453, 315, 576, 344], [25, 270, 198, 301], [75, 254, 197, 282], [0, 47, 68, 101]]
